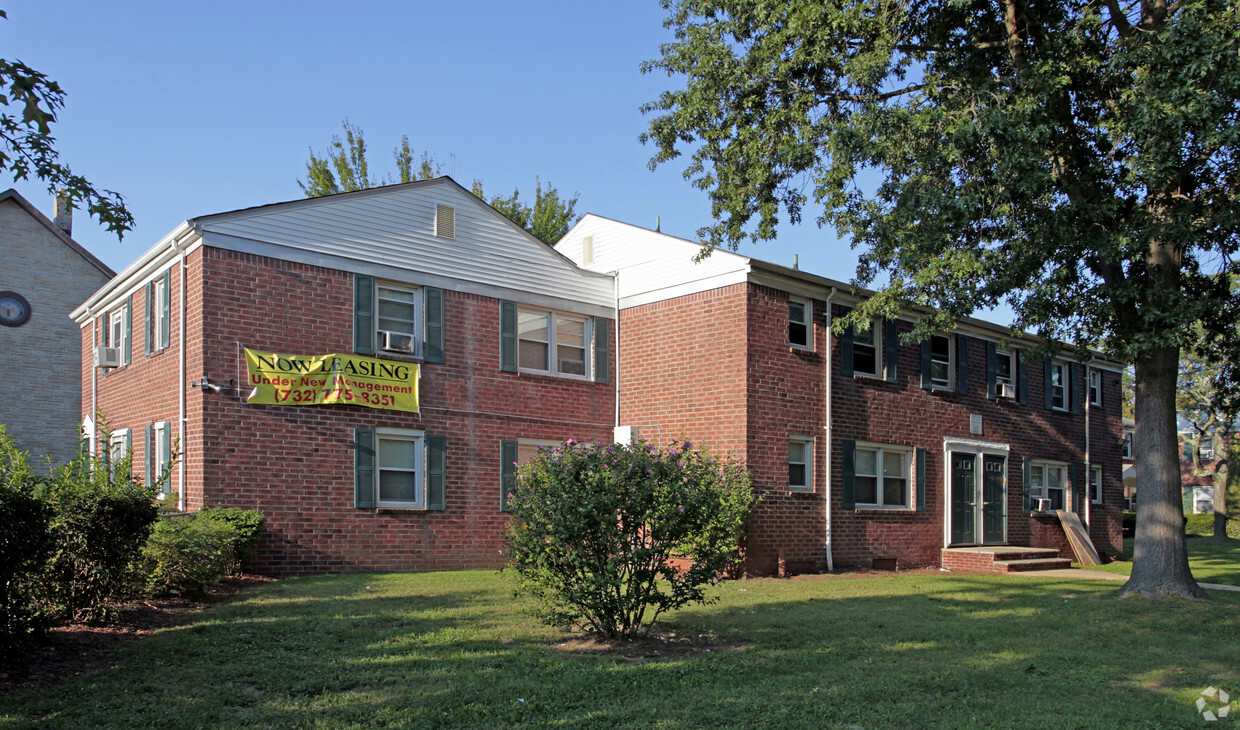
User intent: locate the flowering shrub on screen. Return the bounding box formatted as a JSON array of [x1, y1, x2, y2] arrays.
[[505, 439, 754, 639]]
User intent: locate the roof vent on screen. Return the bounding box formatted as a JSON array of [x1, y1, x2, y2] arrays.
[[582, 236, 594, 265], [435, 204, 455, 240]]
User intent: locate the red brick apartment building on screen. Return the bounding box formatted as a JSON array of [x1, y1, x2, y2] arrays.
[[73, 179, 615, 574], [557, 215, 1124, 575], [75, 180, 1123, 576]]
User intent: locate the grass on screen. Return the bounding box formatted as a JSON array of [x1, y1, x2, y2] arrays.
[[2, 569, 1238, 728], [1089, 536, 1240, 586]]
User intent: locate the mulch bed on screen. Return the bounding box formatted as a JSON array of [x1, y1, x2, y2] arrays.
[[0, 575, 273, 697]]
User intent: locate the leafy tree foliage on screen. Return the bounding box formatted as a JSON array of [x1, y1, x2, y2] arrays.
[[299, 119, 579, 243], [0, 11, 132, 237], [642, 0, 1240, 598], [506, 439, 754, 639]]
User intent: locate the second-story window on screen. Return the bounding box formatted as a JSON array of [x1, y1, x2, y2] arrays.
[[1049, 361, 1067, 411], [376, 283, 422, 355], [929, 335, 953, 389], [853, 321, 880, 377], [519, 309, 590, 377], [1088, 370, 1102, 406], [789, 298, 811, 349]]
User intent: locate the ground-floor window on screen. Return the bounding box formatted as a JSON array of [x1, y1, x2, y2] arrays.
[[787, 436, 814, 491], [376, 429, 424, 508], [1029, 461, 1067, 510], [146, 421, 172, 498], [501, 438, 563, 511], [854, 443, 911, 508], [1089, 464, 1103, 504]]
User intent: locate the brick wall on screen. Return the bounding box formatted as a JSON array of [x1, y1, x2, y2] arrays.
[[617, 282, 1125, 575]]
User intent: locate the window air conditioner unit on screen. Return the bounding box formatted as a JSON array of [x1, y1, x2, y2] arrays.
[[998, 382, 1017, 399], [1032, 497, 1052, 513], [94, 346, 122, 368], [381, 330, 415, 354]]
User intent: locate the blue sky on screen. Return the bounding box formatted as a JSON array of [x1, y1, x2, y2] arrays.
[[4, 1, 869, 283]]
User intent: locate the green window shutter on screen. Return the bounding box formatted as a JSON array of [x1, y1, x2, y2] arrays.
[[424, 286, 445, 363], [426, 435, 446, 510], [354, 274, 375, 355], [144, 282, 153, 356], [1044, 358, 1054, 410], [883, 320, 898, 383], [956, 334, 969, 395], [1023, 458, 1033, 513], [841, 439, 856, 510], [593, 317, 610, 384], [920, 340, 932, 389], [160, 269, 171, 349], [1070, 363, 1081, 415], [985, 341, 997, 400], [500, 440, 519, 512], [1017, 351, 1028, 405], [160, 424, 172, 483], [499, 300, 518, 372], [1071, 462, 1083, 513], [354, 429, 375, 509], [915, 447, 928, 512], [143, 425, 153, 486], [124, 294, 133, 365]]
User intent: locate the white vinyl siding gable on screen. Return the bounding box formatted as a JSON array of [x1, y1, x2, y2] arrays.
[[198, 180, 613, 311]]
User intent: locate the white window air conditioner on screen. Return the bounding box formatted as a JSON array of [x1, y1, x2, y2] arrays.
[[94, 346, 122, 368], [381, 331, 415, 354], [998, 382, 1017, 399], [1032, 497, 1052, 513]]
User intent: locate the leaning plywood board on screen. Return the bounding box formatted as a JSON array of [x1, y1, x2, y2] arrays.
[[1055, 510, 1102, 565]]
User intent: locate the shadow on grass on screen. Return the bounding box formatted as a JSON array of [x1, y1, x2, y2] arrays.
[[1, 571, 1237, 728]]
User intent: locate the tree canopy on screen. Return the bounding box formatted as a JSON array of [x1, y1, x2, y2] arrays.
[[0, 11, 132, 237], [643, 0, 1240, 598], [299, 119, 580, 244]]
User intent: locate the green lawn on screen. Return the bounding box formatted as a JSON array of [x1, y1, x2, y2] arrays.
[[2, 569, 1238, 728], [1089, 536, 1240, 586]]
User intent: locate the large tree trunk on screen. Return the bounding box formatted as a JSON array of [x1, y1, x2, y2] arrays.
[[1119, 346, 1207, 599]]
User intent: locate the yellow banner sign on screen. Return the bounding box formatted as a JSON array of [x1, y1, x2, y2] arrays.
[[245, 348, 419, 413]]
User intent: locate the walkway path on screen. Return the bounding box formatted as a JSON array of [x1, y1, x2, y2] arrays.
[[1008, 568, 1240, 592]]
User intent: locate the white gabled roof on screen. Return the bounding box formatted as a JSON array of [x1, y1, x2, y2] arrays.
[[75, 178, 615, 322]]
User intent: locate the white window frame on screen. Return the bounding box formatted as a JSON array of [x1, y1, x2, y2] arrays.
[[1088, 369, 1101, 406], [789, 298, 812, 350], [1030, 460, 1068, 510], [1122, 432, 1133, 460], [1089, 464, 1103, 504], [109, 428, 131, 472], [994, 349, 1017, 395], [1049, 361, 1068, 411], [517, 439, 562, 467], [152, 421, 172, 498], [517, 308, 592, 379], [929, 334, 954, 389], [788, 436, 814, 491], [854, 442, 912, 509], [375, 427, 425, 509], [852, 319, 882, 379], [375, 281, 423, 356], [105, 303, 129, 364]]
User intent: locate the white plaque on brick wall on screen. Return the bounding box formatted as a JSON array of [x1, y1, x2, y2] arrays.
[[970, 414, 983, 435]]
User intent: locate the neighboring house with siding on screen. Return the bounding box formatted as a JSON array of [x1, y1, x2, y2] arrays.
[[0, 189, 114, 465], [72, 178, 615, 575], [557, 214, 1125, 574]]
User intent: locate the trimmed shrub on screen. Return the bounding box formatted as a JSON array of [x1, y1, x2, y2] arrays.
[[506, 439, 754, 639], [0, 427, 51, 642], [142, 508, 265, 597], [1184, 512, 1239, 538], [142, 516, 238, 597], [37, 446, 159, 624], [196, 508, 265, 571]]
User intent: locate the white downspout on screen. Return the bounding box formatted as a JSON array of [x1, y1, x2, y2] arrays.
[[613, 270, 621, 428], [1084, 359, 1093, 530], [177, 241, 188, 512], [824, 287, 837, 572], [88, 305, 97, 456]]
